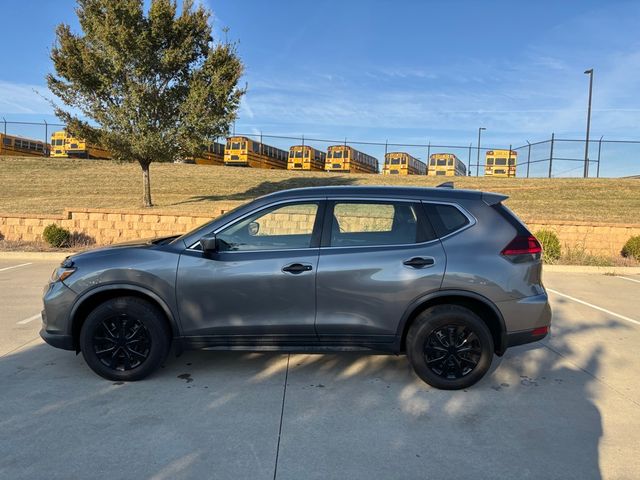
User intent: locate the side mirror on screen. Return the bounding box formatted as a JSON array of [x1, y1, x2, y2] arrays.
[[248, 221, 260, 236], [199, 234, 218, 252]]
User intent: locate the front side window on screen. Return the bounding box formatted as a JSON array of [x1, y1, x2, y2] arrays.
[[330, 201, 434, 247], [216, 203, 319, 251]]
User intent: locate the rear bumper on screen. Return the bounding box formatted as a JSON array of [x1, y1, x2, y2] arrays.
[[505, 326, 549, 348], [496, 292, 552, 354]]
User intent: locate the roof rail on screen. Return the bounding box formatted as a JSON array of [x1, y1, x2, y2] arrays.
[[436, 181, 454, 189]]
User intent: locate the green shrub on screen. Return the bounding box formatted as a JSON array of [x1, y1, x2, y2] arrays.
[[535, 229, 561, 263], [622, 235, 640, 261], [42, 224, 71, 248]]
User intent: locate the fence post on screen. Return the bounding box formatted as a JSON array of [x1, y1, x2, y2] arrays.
[[2, 117, 5, 136], [597, 135, 603, 178], [526, 141, 531, 178], [467, 143, 472, 177], [44, 120, 49, 157], [384, 139, 388, 157], [548, 133, 555, 178], [508, 144, 512, 177]]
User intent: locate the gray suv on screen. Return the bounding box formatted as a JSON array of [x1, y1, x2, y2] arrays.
[[41, 185, 551, 390]]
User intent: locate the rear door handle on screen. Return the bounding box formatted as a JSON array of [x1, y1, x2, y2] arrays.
[[403, 257, 435, 268], [282, 263, 313, 274]]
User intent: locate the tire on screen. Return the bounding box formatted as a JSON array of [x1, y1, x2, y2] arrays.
[[79, 296, 170, 381], [406, 305, 494, 390]]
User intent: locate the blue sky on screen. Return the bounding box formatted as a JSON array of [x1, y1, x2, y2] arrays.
[[1, 0, 640, 175]]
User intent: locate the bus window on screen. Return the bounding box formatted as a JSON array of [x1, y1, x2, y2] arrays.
[[437, 159, 446, 166], [3, 138, 12, 146], [391, 158, 400, 165], [401, 158, 406, 164], [487, 158, 494, 165], [333, 151, 342, 159], [430, 159, 436, 166], [495, 159, 507, 166], [447, 159, 453, 166], [508, 158, 515, 165]]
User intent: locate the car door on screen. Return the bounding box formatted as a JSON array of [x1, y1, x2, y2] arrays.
[[176, 200, 324, 342], [315, 198, 446, 343]]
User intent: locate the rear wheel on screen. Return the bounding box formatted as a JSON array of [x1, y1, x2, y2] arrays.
[[406, 305, 494, 390], [79, 296, 170, 381]]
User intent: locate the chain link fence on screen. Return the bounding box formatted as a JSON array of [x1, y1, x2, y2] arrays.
[[2, 119, 638, 177]]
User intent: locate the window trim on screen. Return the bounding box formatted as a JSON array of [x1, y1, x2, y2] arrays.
[[421, 201, 476, 240], [320, 197, 437, 249], [187, 198, 327, 251]]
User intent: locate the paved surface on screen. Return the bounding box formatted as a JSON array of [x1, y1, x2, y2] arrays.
[[0, 260, 639, 479]]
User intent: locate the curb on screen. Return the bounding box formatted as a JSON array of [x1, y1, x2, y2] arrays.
[[0, 251, 76, 261], [544, 264, 640, 275]]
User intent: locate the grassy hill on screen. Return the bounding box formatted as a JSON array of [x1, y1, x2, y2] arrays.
[[1, 157, 638, 223]]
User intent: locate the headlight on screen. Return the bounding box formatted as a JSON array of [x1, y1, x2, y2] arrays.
[[50, 267, 76, 283], [50, 257, 76, 283]]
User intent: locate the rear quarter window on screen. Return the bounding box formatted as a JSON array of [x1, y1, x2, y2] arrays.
[[424, 203, 471, 238]]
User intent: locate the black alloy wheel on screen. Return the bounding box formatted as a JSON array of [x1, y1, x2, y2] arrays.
[[80, 296, 170, 381], [406, 305, 494, 390], [93, 314, 152, 371], [424, 325, 482, 379]]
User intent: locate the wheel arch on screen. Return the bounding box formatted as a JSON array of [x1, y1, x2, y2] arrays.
[[396, 290, 507, 355], [69, 284, 179, 352]]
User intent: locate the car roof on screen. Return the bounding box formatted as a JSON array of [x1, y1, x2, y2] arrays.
[[257, 185, 487, 202]]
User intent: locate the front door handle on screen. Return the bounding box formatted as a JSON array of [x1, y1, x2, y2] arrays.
[[403, 257, 435, 268], [282, 263, 313, 274]]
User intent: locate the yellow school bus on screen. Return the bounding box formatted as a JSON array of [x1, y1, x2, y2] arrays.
[[224, 136, 288, 169], [325, 145, 378, 173], [0, 133, 49, 157], [287, 145, 326, 171], [485, 149, 517, 177], [427, 153, 467, 176], [383, 152, 427, 175], [50, 131, 111, 159], [193, 142, 225, 165], [50, 131, 68, 157]]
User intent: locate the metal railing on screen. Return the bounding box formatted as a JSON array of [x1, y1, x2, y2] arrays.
[[2, 119, 639, 177]]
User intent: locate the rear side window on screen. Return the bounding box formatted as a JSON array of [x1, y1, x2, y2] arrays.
[[327, 201, 435, 247], [425, 203, 470, 238]]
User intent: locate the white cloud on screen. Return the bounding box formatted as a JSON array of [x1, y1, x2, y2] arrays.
[[0, 81, 54, 115]]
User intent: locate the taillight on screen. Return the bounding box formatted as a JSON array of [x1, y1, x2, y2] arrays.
[[501, 235, 542, 256]]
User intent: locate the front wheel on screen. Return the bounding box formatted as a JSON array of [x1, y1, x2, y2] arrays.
[[79, 296, 170, 381], [406, 305, 494, 390]]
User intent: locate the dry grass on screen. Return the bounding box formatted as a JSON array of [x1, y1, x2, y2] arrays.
[[1, 156, 639, 223]]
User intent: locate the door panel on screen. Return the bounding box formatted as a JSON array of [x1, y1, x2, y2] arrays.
[[315, 243, 445, 338], [177, 249, 319, 337], [176, 200, 323, 340], [315, 200, 446, 340]]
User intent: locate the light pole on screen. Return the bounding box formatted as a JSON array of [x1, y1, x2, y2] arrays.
[[476, 127, 486, 176], [583, 69, 594, 178]]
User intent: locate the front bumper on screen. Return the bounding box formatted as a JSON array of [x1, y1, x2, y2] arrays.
[[40, 280, 78, 351], [40, 325, 74, 350]]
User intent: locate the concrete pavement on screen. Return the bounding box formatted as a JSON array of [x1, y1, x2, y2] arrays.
[[0, 259, 639, 479]]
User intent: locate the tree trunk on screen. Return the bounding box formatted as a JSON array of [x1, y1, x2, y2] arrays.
[[140, 161, 153, 207]]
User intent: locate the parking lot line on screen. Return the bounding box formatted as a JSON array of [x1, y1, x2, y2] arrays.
[[0, 262, 32, 272], [616, 275, 640, 284], [17, 314, 41, 325], [547, 288, 640, 327]]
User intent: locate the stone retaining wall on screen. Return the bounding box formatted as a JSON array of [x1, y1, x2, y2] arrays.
[[1, 206, 638, 257]]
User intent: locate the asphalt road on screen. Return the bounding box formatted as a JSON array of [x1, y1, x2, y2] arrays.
[[1, 260, 639, 480]]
